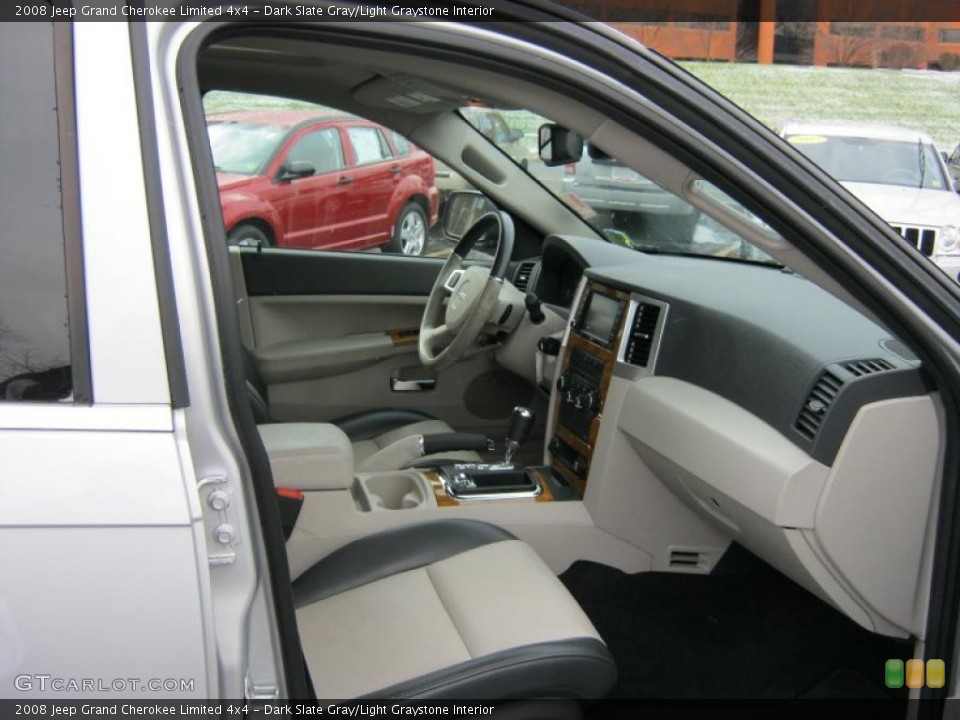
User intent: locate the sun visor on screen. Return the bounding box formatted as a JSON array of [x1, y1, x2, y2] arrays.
[[353, 74, 490, 112]]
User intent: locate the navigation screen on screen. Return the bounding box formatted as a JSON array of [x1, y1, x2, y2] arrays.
[[580, 292, 620, 346]]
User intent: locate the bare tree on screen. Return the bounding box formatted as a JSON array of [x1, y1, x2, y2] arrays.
[[878, 41, 921, 69], [777, 22, 817, 44], [0, 318, 51, 380], [819, 22, 878, 67], [612, 22, 668, 51]]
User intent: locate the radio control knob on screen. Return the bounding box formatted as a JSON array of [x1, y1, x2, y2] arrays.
[[584, 390, 600, 413], [556, 373, 571, 392], [548, 437, 561, 455], [573, 456, 587, 475]]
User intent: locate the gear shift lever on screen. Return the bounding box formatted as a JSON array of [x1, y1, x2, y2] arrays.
[[504, 406, 535, 465]]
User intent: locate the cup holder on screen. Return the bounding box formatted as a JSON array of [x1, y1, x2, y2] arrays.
[[354, 471, 431, 511]]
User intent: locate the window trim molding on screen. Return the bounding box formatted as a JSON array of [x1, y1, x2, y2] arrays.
[[52, 23, 92, 405]]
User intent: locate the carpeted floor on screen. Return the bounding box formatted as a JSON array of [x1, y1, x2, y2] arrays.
[[560, 544, 912, 699]]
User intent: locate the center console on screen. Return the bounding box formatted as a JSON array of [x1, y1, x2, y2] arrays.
[[437, 463, 541, 500], [549, 281, 631, 495]]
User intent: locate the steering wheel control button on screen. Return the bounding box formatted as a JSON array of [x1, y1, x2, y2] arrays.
[[443, 268, 464, 293]]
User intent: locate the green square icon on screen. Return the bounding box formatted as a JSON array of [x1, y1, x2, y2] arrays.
[[885, 659, 904, 688]]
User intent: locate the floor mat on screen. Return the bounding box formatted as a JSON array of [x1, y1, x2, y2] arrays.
[[560, 544, 912, 699]]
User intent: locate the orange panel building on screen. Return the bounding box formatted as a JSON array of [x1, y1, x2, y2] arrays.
[[561, 0, 960, 68]]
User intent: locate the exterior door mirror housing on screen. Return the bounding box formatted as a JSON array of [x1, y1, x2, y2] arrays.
[[278, 160, 316, 182], [442, 190, 497, 241]]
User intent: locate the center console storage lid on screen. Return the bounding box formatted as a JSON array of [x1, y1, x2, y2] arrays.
[[258, 423, 353, 491]]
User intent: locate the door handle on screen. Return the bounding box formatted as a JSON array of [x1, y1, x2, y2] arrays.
[[391, 378, 436, 392], [337, 175, 354, 185], [390, 165, 402, 176]]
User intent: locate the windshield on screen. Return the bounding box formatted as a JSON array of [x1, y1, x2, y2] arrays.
[[207, 121, 287, 175], [785, 134, 948, 190], [459, 108, 779, 265]]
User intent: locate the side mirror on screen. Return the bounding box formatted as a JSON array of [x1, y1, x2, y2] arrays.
[[442, 190, 497, 241], [278, 160, 315, 182], [538, 124, 583, 167]]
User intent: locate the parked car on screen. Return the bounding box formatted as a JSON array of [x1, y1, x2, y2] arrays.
[[782, 122, 960, 281], [6, 16, 960, 709], [560, 143, 701, 247], [208, 110, 439, 255], [946, 142, 960, 190]]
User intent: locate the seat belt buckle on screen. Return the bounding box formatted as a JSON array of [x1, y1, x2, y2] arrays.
[[276, 487, 304, 541]]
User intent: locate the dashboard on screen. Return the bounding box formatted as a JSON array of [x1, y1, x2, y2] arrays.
[[523, 233, 926, 469], [513, 233, 939, 639]]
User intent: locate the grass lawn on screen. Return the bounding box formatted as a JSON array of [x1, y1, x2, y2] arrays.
[[207, 62, 960, 151], [680, 62, 960, 150]]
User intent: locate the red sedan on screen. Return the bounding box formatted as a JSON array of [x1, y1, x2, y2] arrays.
[[208, 110, 439, 255]]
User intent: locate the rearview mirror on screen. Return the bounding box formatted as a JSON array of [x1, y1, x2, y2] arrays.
[[538, 124, 583, 167], [442, 191, 497, 241], [278, 160, 316, 182]]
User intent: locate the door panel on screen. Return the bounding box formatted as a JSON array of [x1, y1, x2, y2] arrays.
[[241, 248, 443, 296], [274, 127, 345, 249], [0, 425, 212, 698], [235, 249, 538, 437]]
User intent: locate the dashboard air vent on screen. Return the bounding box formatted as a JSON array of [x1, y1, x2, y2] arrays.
[[513, 262, 536, 291], [795, 370, 844, 441], [623, 303, 661, 367], [845, 358, 894, 377]]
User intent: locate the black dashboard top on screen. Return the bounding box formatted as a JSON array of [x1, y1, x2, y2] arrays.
[[527, 235, 927, 465]]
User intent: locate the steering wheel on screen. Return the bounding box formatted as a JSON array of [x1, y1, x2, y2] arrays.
[[419, 211, 514, 370]]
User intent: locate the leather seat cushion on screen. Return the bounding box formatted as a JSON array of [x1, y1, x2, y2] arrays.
[[293, 520, 616, 699]]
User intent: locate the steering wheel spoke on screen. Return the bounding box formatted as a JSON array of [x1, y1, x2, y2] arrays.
[[421, 323, 452, 348]]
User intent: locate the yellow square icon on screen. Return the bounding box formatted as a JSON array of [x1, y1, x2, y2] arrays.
[[906, 659, 925, 688], [927, 659, 945, 689]]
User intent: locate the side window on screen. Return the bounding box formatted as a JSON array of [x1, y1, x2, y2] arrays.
[[204, 91, 456, 259], [690, 180, 779, 263], [285, 128, 344, 174], [0, 23, 77, 402], [490, 115, 511, 144], [347, 126, 392, 165], [391, 131, 412, 157]]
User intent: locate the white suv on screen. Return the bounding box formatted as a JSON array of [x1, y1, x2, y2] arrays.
[[783, 121, 960, 281]]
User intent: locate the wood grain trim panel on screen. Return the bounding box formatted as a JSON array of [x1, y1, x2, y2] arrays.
[[389, 329, 420, 347], [549, 280, 631, 492]]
